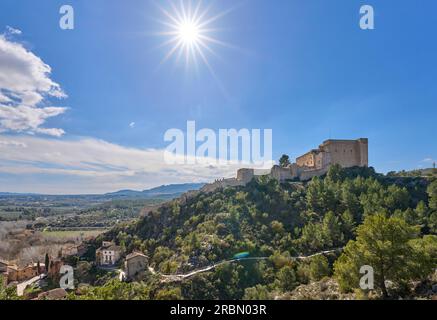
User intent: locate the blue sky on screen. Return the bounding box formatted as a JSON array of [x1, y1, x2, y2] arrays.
[[0, 0, 436, 194]]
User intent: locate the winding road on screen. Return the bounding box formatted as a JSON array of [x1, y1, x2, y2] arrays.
[[149, 248, 341, 283]]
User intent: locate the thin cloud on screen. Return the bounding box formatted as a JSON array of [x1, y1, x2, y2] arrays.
[[0, 135, 262, 194], [5, 26, 22, 36]]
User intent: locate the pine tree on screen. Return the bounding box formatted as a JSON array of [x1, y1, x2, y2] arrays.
[[45, 253, 50, 273], [309, 255, 330, 281], [428, 180, 437, 211], [334, 213, 435, 298], [279, 154, 291, 167]]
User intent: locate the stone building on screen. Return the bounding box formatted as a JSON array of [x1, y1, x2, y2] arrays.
[[61, 244, 87, 258], [197, 138, 369, 194], [124, 252, 148, 280], [3, 262, 45, 283], [237, 139, 369, 183], [96, 241, 122, 266], [296, 138, 368, 170]]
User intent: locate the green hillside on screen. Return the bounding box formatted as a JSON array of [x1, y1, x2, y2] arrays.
[[73, 165, 437, 300]]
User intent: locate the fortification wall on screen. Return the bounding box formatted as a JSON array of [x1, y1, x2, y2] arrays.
[[271, 165, 297, 182], [298, 167, 329, 181], [237, 168, 255, 184], [200, 178, 244, 194]]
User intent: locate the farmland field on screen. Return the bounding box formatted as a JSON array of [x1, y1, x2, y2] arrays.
[[42, 229, 106, 239]]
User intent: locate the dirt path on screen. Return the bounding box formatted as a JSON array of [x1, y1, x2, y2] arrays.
[[151, 249, 341, 283]]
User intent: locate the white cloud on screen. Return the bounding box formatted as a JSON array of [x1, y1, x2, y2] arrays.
[[0, 33, 67, 136], [0, 139, 27, 147], [6, 26, 22, 36], [0, 135, 262, 194], [421, 158, 434, 163], [129, 122, 135, 128]]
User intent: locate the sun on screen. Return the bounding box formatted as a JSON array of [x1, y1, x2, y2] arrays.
[[155, 0, 231, 68], [178, 21, 200, 44]]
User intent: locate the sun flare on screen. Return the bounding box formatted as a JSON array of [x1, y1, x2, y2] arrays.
[[156, 1, 231, 68]]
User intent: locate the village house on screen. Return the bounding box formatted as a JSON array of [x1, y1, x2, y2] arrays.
[[96, 241, 122, 266], [61, 243, 87, 258], [1, 255, 64, 285], [3, 262, 45, 283], [124, 252, 148, 280]]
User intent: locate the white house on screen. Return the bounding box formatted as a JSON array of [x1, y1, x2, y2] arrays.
[[96, 241, 122, 266]]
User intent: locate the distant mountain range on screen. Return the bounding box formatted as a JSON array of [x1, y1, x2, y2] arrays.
[[0, 183, 206, 200], [104, 183, 206, 199]]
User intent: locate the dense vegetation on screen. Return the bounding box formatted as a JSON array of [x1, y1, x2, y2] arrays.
[[77, 165, 436, 300], [3, 166, 434, 300], [0, 275, 21, 300]]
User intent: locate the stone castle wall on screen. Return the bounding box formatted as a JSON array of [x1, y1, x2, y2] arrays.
[[198, 138, 368, 194]]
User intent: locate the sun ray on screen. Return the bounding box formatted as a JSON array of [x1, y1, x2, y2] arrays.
[[193, 41, 230, 98], [179, 0, 187, 24], [153, 36, 181, 51], [197, 6, 236, 29], [159, 6, 180, 27], [197, 39, 222, 62], [160, 38, 184, 65], [192, 0, 203, 23], [169, 0, 185, 24]]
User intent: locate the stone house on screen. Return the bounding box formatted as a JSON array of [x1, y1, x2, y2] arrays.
[[124, 252, 148, 280], [61, 243, 87, 257], [3, 262, 45, 283]]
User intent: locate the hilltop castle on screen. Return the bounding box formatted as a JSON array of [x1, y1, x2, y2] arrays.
[[201, 138, 368, 193]]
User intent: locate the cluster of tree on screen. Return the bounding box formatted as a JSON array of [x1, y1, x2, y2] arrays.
[[387, 168, 437, 178]]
